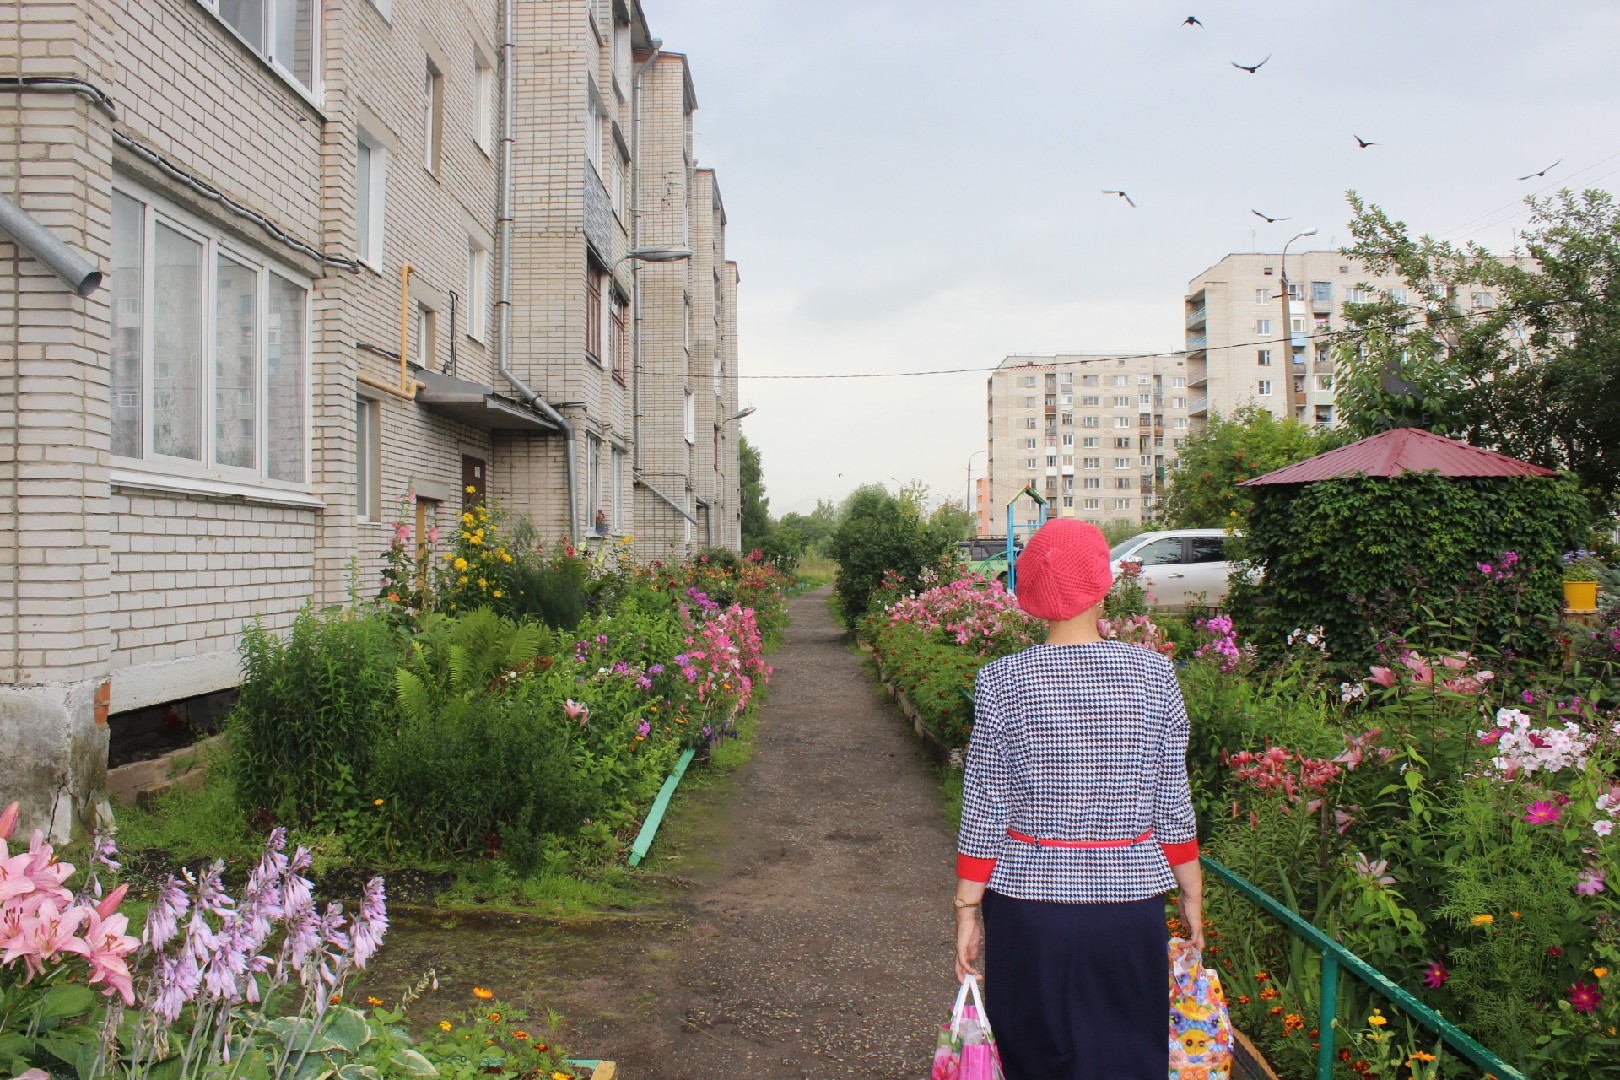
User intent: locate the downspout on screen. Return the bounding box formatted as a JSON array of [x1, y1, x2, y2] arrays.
[[497, 0, 580, 544], [630, 38, 662, 474], [0, 192, 102, 296]]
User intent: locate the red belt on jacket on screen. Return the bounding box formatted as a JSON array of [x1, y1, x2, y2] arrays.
[[1007, 828, 1154, 849]]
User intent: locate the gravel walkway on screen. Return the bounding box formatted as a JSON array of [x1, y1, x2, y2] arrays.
[[598, 584, 960, 1077]]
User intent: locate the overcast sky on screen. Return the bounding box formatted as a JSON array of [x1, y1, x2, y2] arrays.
[[648, 0, 1620, 517]]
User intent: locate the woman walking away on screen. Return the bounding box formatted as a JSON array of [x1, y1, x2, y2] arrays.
[[952, 518, 1202, 1080]]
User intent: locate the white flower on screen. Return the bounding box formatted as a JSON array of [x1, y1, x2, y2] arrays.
[[1594, 819, 1614, 838], [1340, 682, 1366, 703]]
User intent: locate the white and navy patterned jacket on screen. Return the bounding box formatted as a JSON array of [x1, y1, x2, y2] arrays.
[[956, 641, 1199, 903]]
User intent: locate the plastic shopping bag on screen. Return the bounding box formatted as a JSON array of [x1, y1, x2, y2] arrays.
[[1168, 936, 1234, 1080], [930, 974, 1005, 1080]]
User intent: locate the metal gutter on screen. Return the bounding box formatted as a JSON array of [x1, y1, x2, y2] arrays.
[[0, 193, 102, 296], [629, 39, 662, 473], [637, 476, 698, 525], [497, 0, 580, 544]]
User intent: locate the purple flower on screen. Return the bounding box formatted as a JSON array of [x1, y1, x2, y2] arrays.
[[92, 828, 121, 872], [144, 875, 190, 950], [673, 653, 690, 665], [1478, 563, 1494, 576], [350, 877, 387, 970], [649, 664, 665, 675], [1523, 800, 1562, 824], [1521, 689, 1537, 705], [1422, 961, 1449, 989], [637, 719, 652, 738], [1576, 867, 1606, 896]]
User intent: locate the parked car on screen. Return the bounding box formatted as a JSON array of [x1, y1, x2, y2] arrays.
[[956, 538, 1020, 584], [1108, 528, 1239, 613]]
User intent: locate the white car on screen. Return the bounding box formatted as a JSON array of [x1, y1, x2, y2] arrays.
[[1109, 528, 1238, 613]]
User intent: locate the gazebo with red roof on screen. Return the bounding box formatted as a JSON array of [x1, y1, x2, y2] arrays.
[[1241, 426, 1558, 487]]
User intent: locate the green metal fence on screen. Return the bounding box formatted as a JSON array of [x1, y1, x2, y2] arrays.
[[1200, 854, 1528, 1080]]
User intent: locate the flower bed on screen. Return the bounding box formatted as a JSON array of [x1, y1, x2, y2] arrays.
[[858, 562, 1620, 1078]]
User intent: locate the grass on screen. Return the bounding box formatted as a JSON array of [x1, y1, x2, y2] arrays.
[[795, 555, 837, 587]]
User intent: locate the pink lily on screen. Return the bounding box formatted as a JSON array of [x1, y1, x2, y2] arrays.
[[0, 801, 18, 840], [0, 900, 90, 979], [1367, 666, 1397, 688], [80, 907, 139, 1004]]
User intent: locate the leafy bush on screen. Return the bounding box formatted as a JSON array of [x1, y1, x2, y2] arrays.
[[829, 486, 954, 626], [1231, 472, 1589, 667], [228, 606, 406, 828]]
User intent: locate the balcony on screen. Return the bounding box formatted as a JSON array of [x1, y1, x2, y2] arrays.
[[1188, 396, 1208, 416], [1185, 306, 1207, 329], [1186, 335, 1208, 351], [1187, 371, 1208, 388]]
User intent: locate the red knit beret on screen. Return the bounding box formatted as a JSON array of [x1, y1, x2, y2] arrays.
[[1014, 518, 1114, 621]]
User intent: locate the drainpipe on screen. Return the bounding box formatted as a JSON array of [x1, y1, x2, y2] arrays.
[[630, 38, 662, 474], [497, 0, 580, 545], [0, 193, 101, 296]]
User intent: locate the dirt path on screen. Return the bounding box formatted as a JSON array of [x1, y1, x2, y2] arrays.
[[579, 584, 959, 1077]]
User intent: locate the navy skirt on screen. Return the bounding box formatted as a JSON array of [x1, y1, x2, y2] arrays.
[[982, 890, 1168, 1080]]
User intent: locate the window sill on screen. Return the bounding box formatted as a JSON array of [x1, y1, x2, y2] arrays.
[[112, 467, 324, 510]]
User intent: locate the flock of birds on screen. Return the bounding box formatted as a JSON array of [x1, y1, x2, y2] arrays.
[[1099, 16, 1563, 214]]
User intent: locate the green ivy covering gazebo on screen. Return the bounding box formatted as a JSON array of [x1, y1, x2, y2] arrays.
[[1233, 427, 1589, 665]]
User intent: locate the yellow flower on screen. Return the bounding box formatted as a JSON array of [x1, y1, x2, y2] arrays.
[[492, 589, 503, 599], [367, 996, 383, 1006], [1596, 967, 1610, 979], [458, 575, 469, 585], [553, 1074, 572, 1080], [439, 1021, 452, 1032], [466, 485, 477, 494], [472, 987, 494, 999], [500, 550, 513, 563], [477, 578, 487, 589], [373, 798, 384, 806], [1470, 914, 1494, 926], [1409, 1051, 1436, 1062], [461, 512, 475, 526], [1368, 1009, 1388, 1027], [1510, 911, 1521, 919], [512, 1031, 529, 1040], [453, 557, 469, 572]]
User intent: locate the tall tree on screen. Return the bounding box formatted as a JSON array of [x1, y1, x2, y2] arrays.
[[1154, 406, 1338, 530], [739, 435, 771, 550], [1336, 188, 1620, 510]]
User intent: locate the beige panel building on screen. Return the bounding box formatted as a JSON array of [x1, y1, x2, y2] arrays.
[[1184, 252, 1414, 432], [983, 354, 1191, 535], [0, 0, 740, 836]]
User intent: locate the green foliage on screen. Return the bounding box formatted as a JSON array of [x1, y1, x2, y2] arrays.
[[928, 499, 976, 542], [1231, 473, 1589, 667], [867, 624, 983, 747], [228, 606, 407, 827], [740, 434, 770, 550], [828, 485, 954, 626], [1154, 405, 1342, 530], [1337, 188, 1620, 513]]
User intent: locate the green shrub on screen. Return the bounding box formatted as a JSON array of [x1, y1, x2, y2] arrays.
[[227, 606, 406, 827], [829, 487, 953, 626], [1231, 472, 1589, 668]]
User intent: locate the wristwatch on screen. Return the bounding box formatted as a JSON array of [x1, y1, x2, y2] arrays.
[[953, 897, 980, 910]]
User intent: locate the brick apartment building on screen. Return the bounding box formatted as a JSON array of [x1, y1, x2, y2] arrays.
[[982, 354, 1191, 534], [0, 0, 742, 837]]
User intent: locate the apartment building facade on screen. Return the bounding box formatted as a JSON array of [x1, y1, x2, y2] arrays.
[[983, 354, 1191, 534], [1184, 252, 1416, 432], [0, 0, 740, 837]]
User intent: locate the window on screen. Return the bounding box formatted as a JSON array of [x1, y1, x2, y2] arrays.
[[1311, 280, 1333, 302], [1347, 287, 1371, 303], [1316, 406, 1335, 424], [586, 433, 603, 527], [1189, 537, 1228, 564], [473, 52, 494, 153], [1062, 496, 1074, 508], [1083, 477, 1101, 490], [1026, 417, 1038, 429], [1082, 436, 1099, 448], [609, 295, 627, 384], [415, 301, 436, 369], [1114, 416, 1133, 428], [1023, 396, 1037, 408], [1112, 395, 1131, 408], [1113, 374, 1130, 387], [111, 186, 308, 485], [423, 57, 444, 173], [1138, 393, 1151, 406], [1081, 374, 1099, 387], [1138, 374, 1151, 385], [1020, 375, 1037, 387], [1114, 456, 1130, 469], [611, 447, 627, 529], [465, 237, 488, 340], [1022, 437, 1038, 449], [1174, 418, 1189, 430], [1291, 317, 1306, 333], [1060, 393, 1072, 405], [1471, 291, 1495, 309], [1083, 457, 1100, 470], [1389, 287, 1408, 303], [1115, 437, 1132, 449], [1081, 395, 1100, 406], [1286, 283, 1304, 301], [683, 390, 696, 445], [1115, 477, 1133, 490], [356, 395, 381, 519], [1083, 498, 1101, 510], [1257, 379, 1273, 396], [1255, 288, 1270, 303], [1114, 498, 1133, 510], [1256, 319, 1272, 335], [1025, 457, 1038, 469], [1062, 455, 1073, 467], [1257, 349, 1272, 366], [1081, 416, 1099, 428], [1315, 374, 1334, 391], [1171, 376, 1186, 388], [584, 266, 603, 361], [355, 133, 386, 267], [1061, 433, 1074, 446], [207, 0, 318, 97]]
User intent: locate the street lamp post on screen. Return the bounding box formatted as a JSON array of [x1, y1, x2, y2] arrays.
[[966, 449, 985, 533], [1279, 227, 1318, 423]]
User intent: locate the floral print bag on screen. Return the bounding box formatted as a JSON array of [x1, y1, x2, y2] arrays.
[[932, 974, 1005, 1080], [1169, 937, 1234, 1080]]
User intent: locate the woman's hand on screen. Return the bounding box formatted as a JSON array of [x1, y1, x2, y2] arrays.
[[1176, 891, 1205, 953], [954, 908, 982, 981]]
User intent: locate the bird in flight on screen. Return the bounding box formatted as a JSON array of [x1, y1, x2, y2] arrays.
[[1353, 134, 1379, 149], [1183, 16, 1202, 26], [1251, 209, 1288, 224], [1102, 190, 1137, 208], [1517, 158, 1561, 181], [1231, 54, 1270, 73]]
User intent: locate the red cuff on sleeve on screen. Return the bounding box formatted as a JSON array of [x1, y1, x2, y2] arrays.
[[956, 853, 996, 882], [1160, 838, 1200, 867]]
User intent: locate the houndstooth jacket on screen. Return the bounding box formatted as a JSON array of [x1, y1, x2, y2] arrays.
[[956, 641, 1199, 903]]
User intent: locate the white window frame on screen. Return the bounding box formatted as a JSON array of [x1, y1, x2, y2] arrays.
[[356, 130, 386, 269], [1080, 416, 1099, 428], [1083, 498, 1101, 510], [1083, 457, 1100, 470], [1257, 349, 1272, 366], [1257, 379, 1273, 396], [110, 181, 313, 494], [586, 86, 605, 173], [1172, 376, 1186, 388], [1082, 436, 1099, 448], [473, 51, 495, 154], [415, 300, 437, 370], [1113, 415, 1132, 429], [196, 0, 322, 103], [356, 394, 381, 520], [1256, 319, 1272, 335], [1083, 478, 1101, 491], [611, 446, 626, 530], [465, 237, 489, 341], [1255, 288, 1270, 303], [684, 389, 696, 445], [423, 57, 444, 174]]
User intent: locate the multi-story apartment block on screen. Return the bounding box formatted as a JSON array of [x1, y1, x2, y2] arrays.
[[0, 0, 740, 837], [983, 354, 1191, 534], [1184, 252, 1413, 432]]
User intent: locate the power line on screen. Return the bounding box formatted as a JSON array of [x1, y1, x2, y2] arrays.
[[1437, 148, 1620, 240]]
